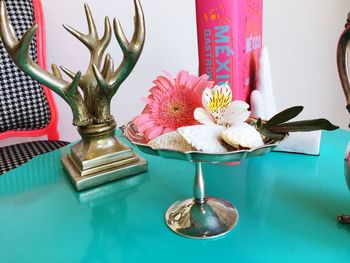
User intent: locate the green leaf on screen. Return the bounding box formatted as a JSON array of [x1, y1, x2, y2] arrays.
[[267, 119, 339, 133], [264, 106, 304, 128], [256, 118, 262, 129], [259, 129, 286, 142]]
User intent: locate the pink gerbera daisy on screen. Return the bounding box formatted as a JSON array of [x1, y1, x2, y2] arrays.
[[132, 70, 214, 141]]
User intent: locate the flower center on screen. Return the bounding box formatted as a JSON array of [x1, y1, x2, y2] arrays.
[[168, 101, 184, 115], [208, 90, 231, 113]]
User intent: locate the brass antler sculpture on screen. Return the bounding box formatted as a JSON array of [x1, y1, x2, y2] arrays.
[[0, 0, 144, 126], [0, 0, 147, 191]]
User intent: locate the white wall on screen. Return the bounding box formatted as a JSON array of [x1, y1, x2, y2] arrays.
[[264, 0, 350, 130], [41, 0, 199, 141], [11, 0, 350, 142]]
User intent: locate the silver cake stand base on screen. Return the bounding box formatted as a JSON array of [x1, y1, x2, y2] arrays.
[[124, 123, 282, 239], [165, 196, 238, 239], [165, 162, 238, 239]]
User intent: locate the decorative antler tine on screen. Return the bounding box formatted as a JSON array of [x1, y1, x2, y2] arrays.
[[60, 66, 76, 80], [62, 4, 98, 47], [63, 24, 90, 48], [101, 54, 111, 77], [18, 25, 37, 60], [105, 57, 114, 79], [52, 64, 63, 79], [105, 0, 145, 93], [1, 0, 145, 126], [100, 54, 114, 79], [113, 0, 145, 53], [63, 4, 111, 54], [52, 64, 80, 97], [0, 1, 18, 47], [1, 1, 39, 61], [63, 4, 111, 83], [65, 71, 81, 97], [92, 64, 109, 93], [113, 18, 130, 54], [84, 3, 98, 37], [130, 0, 145, 49], [101, 17, 112, 47], [0, 0, 92, 126]]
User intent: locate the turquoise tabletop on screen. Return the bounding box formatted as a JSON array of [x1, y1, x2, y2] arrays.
[[1, 130, 350, 263]]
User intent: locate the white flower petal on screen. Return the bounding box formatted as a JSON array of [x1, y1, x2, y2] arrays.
[[224, 103, 236, 115], [211, 84, 220, 93], [219, 82, 232, 96], [201, 88, 213, 112], [224, 101, 250, 118], [211, 82, 231, 96], [194, 107, 216, 125], [231, 100, 250, 111], [224, 110, 251, 125]]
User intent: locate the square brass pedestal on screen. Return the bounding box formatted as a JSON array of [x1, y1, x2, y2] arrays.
[[61, 139, 147, 191]]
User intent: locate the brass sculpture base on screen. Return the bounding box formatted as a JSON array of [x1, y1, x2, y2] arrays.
[[61, 122, 147, 191]]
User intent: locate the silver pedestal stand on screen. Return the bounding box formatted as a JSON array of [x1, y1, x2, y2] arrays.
[[165, 162, 238, 239]]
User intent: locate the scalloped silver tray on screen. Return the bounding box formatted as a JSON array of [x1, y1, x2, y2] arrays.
[[123, 122, 285, 239], [123, 123, 282, 163]]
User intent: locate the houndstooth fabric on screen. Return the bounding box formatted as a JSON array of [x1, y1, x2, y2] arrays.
[[0, 140, 69, 174], [0, 0, 51, 133]]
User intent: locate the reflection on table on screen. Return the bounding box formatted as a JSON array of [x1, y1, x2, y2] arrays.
[[0, 130, 350, 262]]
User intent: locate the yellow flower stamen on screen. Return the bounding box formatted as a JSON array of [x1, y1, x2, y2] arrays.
[[208, 89, 232, 113]]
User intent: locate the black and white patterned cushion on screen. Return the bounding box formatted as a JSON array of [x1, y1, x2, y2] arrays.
[[0, 0, 51, 133], [0, 140, 69, 175]]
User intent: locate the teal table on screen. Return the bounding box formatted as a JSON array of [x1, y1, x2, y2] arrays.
[[1, 130, 350, 262]]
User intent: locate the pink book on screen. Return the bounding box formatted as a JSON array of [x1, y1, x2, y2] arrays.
[[195, 0, 263, 102]]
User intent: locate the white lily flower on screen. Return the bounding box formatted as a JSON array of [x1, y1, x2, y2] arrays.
[[194, 83, 251, 126]]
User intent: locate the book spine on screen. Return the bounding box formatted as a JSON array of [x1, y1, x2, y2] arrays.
[[195, 0, 263, 102], [195, 0, 236, 95], [242, 0, 263, 102]]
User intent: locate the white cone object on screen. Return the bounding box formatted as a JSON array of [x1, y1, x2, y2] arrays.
[[251, 46, 321, 155], [251, 46, 277, 119]]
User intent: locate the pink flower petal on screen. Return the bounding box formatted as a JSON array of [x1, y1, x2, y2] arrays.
[[149, 88, 166, 101], [163, 127, 175, 133], [135, 70, 214, 134], [185, 75, 198, 89], [161, 70, 175, 84], [132, 114, 151, 125], [138, 121, 155, 133], [142, 105, 151, 114], [141, 97, 151, 104], [153, 76, 172, 91], [149, 86, 163, 95], [193, 75, 213, 93], [176, 70, 189, 85], [145, 126, 164, 140]]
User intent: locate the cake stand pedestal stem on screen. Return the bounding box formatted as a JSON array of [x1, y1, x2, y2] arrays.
[[193, 162, 206, 204], [165, 161, 239, 239]]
